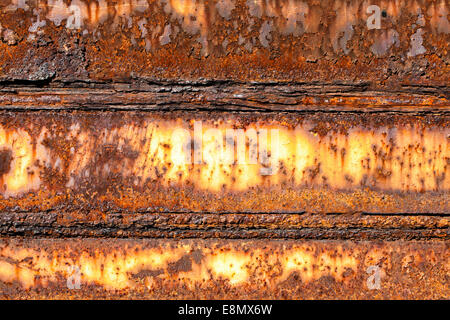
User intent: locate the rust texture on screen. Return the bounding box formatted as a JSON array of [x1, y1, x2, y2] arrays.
[[0, 239, 448, 299], [1, 212, 448, 240], [0, 111, 448, 215], [0, 0, 448, 87], [0, 0, 448, 300], [0, 83, 449, 112]]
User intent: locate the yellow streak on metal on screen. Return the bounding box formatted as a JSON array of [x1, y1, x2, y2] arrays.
[[0, 120, 448, 197], [2, 241, 446, 293], [0, 242, 362, 290]]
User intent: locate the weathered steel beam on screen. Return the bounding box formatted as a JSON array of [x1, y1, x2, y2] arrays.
[[0, 84, 449, 112], [0, 111, 448, 215], [1, 211, 449, 239], [0, 239, 448, 299]]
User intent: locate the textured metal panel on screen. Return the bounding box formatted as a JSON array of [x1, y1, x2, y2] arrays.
[[0, 239, 448, 299], [0, 0, 448, 85], [0, 0, 448, 300], [0, 111, 448, 214]]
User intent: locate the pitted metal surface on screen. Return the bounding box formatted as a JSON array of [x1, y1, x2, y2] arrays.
[[0, 0, 448, 300]]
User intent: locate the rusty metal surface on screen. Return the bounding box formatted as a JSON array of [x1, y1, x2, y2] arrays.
[[0, 83, 449, 112], [1, 212, 449, 239], [0, 111, 448, 214], [0, 0, 449, 300], [0, 239, 448, 299], [0, 0, 448, 86]]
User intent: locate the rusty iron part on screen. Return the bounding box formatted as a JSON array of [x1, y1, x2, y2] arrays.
[[0, 111, 448, 214], [0, 0, 447, 87], [0, 239, 448, 299], [0, 0, 449, 300], [0, 83, 449, 111], [1, 211, 449, 239]]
